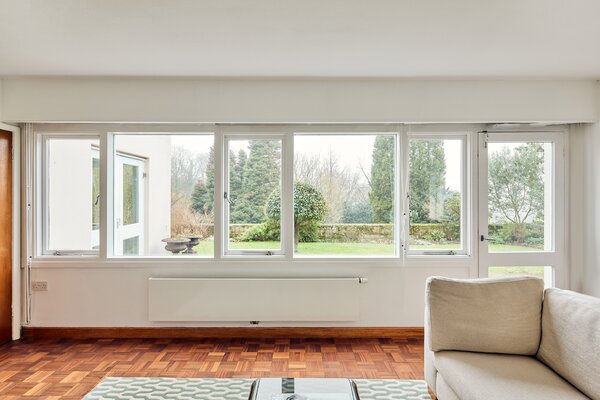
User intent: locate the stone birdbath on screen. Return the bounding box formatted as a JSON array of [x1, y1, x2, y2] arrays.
[[161, 238, 190, 254]]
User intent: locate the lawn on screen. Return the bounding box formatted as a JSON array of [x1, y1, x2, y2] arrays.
[[193, 240, 535, 256]]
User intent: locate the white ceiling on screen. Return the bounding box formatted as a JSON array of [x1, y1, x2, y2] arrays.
[[1, 0, 600, 78]]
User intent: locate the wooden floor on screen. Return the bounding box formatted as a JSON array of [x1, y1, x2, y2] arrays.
[[0, 337, 424, 399]]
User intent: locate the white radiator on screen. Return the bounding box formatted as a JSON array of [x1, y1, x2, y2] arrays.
[[148, 277, 363, 322]]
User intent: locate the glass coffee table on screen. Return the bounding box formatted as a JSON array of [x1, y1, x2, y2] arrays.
[[248, 378, 360, 400]]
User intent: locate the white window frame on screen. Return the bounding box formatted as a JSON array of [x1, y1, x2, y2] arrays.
[[38, 134, 101, 256], [405, 132, 470, 256], [27, 123, 570, 272], [477, 130, 566, 288], [221, 133, 288, 257], [292, 130, 401, 259]]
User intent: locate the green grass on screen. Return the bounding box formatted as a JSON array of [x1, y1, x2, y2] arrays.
[[193, 240, 535, 256]]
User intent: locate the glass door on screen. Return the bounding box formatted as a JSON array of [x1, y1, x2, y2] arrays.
[[478, 132, 565, 288], [114, 154, 145, 256]]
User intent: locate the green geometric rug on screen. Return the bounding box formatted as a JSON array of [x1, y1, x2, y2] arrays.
[[84, 378, 432, 399]]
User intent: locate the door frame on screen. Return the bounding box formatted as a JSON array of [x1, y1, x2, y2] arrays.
[[0, 123, 20, 341], [477, 130, 566, 288]]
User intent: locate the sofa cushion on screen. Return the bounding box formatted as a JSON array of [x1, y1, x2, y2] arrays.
[[426, 276, 544, 354], [537, 288, 600, 400], [434, 351, 590, 400], [436, 374, 460, 400]]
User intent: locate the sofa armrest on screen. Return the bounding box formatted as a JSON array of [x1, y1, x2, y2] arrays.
[[425, 276, 544, 355]]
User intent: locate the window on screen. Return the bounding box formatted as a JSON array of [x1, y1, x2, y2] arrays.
[[294, 134, 397, 257], [32, 126, 566, 270], [407, 136, 466, 254], [224, 136, 283, 255], [41, 136, 101, 255], [112, 134, 214, 257], [487, 141, 552, 252]]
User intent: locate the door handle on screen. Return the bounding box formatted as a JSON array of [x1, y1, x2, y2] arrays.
[[480, 235, 496, 242]]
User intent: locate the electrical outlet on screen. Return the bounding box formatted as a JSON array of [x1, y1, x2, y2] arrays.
[[32, 281, 48, 291]]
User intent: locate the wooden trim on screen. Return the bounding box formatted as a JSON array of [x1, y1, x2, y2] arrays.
[[22, 327, 424, 340]]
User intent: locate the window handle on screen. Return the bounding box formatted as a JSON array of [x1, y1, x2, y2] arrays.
[[480, 235, 497, 242], [224, 192, 234, 205]]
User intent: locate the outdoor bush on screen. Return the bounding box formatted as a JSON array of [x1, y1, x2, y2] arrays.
[[266, 182, 327, 245], [240, 220, 280, 242], [525, 237, 544, 247], [424, 229, 445, 242]]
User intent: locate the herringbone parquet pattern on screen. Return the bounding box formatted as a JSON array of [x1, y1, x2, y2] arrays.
[[0, 337, 424, 399]]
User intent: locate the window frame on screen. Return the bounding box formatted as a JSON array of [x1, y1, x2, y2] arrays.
[[405, 132, 470, 257], [38, 133, 102, 256], [108, 130, 216, 259], [221, 133, 289, 257], [292, 131, 401, 259], [27, 123, 570, 268]]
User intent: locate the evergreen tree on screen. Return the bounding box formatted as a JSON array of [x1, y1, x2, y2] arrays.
[[231, 140, 281, 223], [409, 140, 446, 223], [190, 145, 215, 214], [369, 135, 395, 223]]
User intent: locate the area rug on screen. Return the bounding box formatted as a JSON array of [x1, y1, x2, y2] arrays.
[[84, 377, 432, 399]]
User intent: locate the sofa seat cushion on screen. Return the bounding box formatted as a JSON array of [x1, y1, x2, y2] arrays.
[[434, 351, 589, 400]]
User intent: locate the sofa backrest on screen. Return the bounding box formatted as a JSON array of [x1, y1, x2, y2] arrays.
[[537, 288, 600, 400], [426, 276, 544, 355]]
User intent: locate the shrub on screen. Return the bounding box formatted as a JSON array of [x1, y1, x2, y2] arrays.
[[240, 220, 280, 242], [424, 229, 445, 242]]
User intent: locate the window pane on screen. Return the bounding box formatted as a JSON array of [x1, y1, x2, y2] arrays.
[[408, 138, 463, 252], [113, 134, 214, 257], [91, 155, 100, 250], [293, 134, 396, 257], [489, 266, 553, 288], [122, 164, 139, 225], [488, 142, 552, 252], [45, 137, 101, 253], [227, 139, 282, 252], [123, 236, 140, 256]]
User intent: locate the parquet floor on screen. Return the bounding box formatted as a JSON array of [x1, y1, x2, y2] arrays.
[[0, 337, 424, 399]]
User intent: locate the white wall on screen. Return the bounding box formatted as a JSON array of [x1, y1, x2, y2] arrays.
[[1, 78, 598, 124], [29, 262, 471, 327], [47, 140, 97, 251], [570, 122, 600, 297], [5, 78, 600, 328]]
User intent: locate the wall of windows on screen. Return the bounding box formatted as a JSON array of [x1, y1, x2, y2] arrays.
[[31, 125, 564, 276], [32, 127, 470, 259]]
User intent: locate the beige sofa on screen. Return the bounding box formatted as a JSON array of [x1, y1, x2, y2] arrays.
[[424, 276, 600, 400]]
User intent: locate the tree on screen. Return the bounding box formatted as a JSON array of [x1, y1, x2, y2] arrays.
[[441, 191, 461, 241], [231, 140, 281, 223], [190, 145, 215, 214], [266, 182, 327, 245], [295, 151, 365, 224], [409, 140, 446, 223], [369, 135, 395, 223], [342, 201, 373, 223], [488, 143, 545, 243]]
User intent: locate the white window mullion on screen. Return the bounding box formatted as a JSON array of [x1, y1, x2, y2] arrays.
[[214, 127, 224, 259], [99, 132, 111, 260], [282, 131, 294, 260], [397, 125, 406, 261]]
